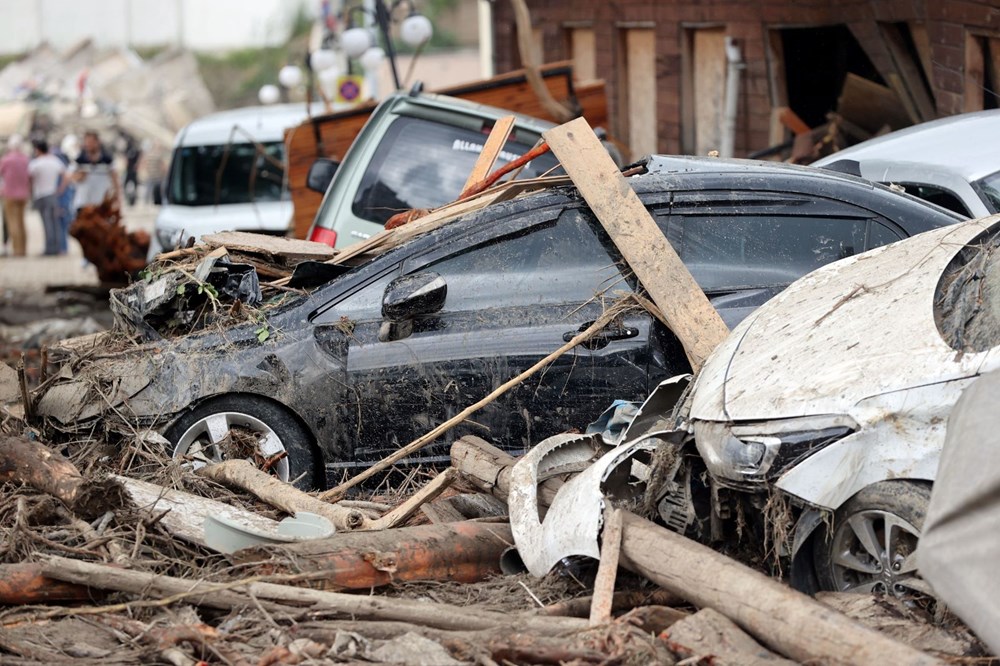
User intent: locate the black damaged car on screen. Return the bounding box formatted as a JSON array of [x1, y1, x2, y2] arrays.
[[35, 156, 962, 488]]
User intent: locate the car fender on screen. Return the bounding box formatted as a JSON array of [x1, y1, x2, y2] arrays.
[[774, 379, 976, 511]]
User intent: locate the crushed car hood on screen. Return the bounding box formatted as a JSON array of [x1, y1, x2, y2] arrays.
[[691, 216, 1000, 422]]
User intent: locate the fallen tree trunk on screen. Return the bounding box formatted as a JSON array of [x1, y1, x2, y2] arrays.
[[39, 556, 586, 635], [0, 563, 93, 605], [197, 459, 369, 531], [451, 437, 941, 666], [232, 519, 513, 590], [0, 436, 129, 520]]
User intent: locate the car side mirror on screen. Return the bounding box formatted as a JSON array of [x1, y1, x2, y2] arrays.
[[151, 182, 163, 205], [382, 272, 447, 321], [307, 158, 339, 193]]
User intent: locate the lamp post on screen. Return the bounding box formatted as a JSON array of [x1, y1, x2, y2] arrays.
[[340, 0, 433, 91]]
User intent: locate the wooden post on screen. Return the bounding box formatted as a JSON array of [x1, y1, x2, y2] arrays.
[[542, 117, 729, 371], [461, 116, 515, 196], [589, 507, 623, 626]]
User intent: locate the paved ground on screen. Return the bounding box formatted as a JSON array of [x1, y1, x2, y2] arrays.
[[0, 200, 157, 292]]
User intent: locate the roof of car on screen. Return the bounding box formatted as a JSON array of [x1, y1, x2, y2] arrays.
[[812, 109, 1000, 181], [176, 103, 321, 147], [385, 91, 558, 133], [645, 154, 879, 186]]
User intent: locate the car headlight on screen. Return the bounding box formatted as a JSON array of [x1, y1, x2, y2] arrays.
[[156, 228, 186, 252], [694, 420, 854, 484]]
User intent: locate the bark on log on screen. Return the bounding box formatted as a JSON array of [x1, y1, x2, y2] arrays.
[[452, 437, 941, 665], [197, 459, 368, 531], [39, 556, 586, 635], [0, 436, 129, 520], [232, 520, 514, 590], [664, 608, 796, 666], [619, 513, 940, 665], [0, 563, 93, 605]]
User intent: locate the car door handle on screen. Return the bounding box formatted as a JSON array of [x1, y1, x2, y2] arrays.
[[563, 323, 640, 349]]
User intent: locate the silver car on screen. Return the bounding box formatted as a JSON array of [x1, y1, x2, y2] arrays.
[[815, 109, 1000, 218]]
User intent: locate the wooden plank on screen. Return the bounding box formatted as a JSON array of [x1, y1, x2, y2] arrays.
[[367, 469, 457, 530], [625, 29, 658, 157], [878, 23, 936, 122], [116, 476, 278, 547], [693, 28, 727, 156], [542, 118, 729, 371], [589, 507, 623, 626], [462, 115, 516, 194], [837, 73, 912, 134], [965, 33, 986, 112], [201, 231, 336, 263], [909, 22, 936, 94], [571, 28, 597, 83]]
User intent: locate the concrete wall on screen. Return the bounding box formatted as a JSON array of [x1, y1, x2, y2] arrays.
[[0, 0, 310, 54]]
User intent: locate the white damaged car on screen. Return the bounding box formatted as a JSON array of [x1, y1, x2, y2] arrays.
[[677, 214, 1000, 595]]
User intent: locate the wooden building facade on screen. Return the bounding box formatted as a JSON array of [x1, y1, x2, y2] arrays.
[[489, 1, 1000, 159]]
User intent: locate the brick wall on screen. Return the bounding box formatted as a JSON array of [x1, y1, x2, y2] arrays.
[[492, 0, 1000, 156]]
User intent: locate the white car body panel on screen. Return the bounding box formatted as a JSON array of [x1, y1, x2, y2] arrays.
[[690, 215, 1000, 509]]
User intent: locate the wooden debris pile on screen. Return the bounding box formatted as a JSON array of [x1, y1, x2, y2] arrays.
[[0, 430, 984, 665], [69, 197, 150, 284]]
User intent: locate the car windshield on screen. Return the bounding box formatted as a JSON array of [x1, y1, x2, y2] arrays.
[[975, 170, 1000, 214], [351, 115, 560, 225], [168, 142, 286, 206]]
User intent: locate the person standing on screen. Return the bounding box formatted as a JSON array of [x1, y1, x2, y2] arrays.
[[28, 139, 67, 256], [70, 130, 120, 212], [0, 135, 30, 257], [54, 135, 78, 254]]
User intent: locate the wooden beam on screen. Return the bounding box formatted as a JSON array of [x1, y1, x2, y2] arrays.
[[461, 116, 516, 195], [542, 117, 729, 371], [367, 468, 457, 530], [589, 507, 623, 626], [878, 23, 936, 122], [965, 33, 986, 112]]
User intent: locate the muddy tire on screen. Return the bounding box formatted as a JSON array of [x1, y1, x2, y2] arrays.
[[165, 394, 321, 490], [813, 480, 931, 595]]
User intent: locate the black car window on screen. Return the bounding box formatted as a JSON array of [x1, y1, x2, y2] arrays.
[[868, 221, 904, 249], [169, 142, 285, 206], [975, 170, 1000, 214], [351, 116, 560, 225], [670, 215, 867, 292], [421, 208, 630, 312], [896, 183, 971, 217]]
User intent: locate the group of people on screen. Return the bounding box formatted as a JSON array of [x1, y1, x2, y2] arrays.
[[0, 130, 121, 257]]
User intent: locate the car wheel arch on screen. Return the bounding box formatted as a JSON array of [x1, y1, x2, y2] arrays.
[[164, 391, 325, 482]]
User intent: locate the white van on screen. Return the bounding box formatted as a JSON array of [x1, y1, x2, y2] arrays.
[[148, 104, 313, 260]]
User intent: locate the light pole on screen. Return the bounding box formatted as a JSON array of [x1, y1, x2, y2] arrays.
[[340, 0, 433, 91]]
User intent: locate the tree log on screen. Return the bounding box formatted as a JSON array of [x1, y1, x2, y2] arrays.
[[452, 437, 941, 665], [197, 459, 368, 531], [664, 608, 796, 666], [0, 563, 93, 605], [367, 468, 456, 530], [0, 436, 129, 520], [232, 520, 514, 590], [39, 556, 586, 635]]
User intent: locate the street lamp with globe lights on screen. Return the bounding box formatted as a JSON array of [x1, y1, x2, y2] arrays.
[[340, 0, 433, 91]]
